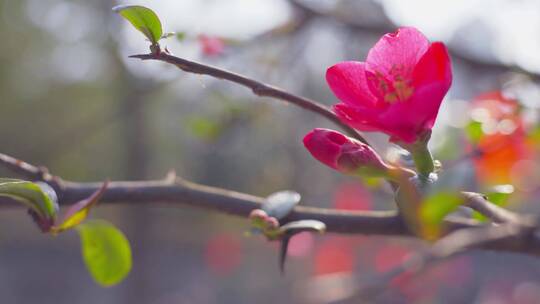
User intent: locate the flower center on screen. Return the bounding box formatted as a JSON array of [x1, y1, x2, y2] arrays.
[[370, 65, 414, 104]]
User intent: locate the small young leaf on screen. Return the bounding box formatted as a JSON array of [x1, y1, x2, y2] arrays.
[[185, 116, 222, 140], [527, 125, 540, 144], [0, 179, 58, 221], [487, 184, 514, 204], [279, 220, 326, 235], [112, 5, 163, 44], [176, 32, 187, 41], [419, 192, 464, 240], [464, 121, 484, 144], [474, 184, 514, 221], [52, 182, 109, 233], [35, 182, 58, 208], [161, 32, 176, 39], [261, 191, 301, 220], [77, 220, 132, 287]]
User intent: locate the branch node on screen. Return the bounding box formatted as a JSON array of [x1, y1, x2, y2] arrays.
[[164, 169, 177, 184], [252, 84, 270, 96]]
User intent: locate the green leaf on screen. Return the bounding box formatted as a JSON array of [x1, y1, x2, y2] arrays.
[[527, 125, 540, 144], [175, 32, 187, 41], [486, 184, 514, 205], [0, 179, 58, 221], [185, 116, 221, 140], [419, 192, 464, 240], [113, 5, 163, 44], [474, 184, 514, 221], [262, 191, 301, 220], [53, 182, 109, 233], [77, 220, 132, 287], [161, 32, 176, 39], [464, 121, 484, 144]]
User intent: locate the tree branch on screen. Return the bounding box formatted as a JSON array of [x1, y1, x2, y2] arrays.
[[128, 52, 369, 144], [0, 153, 52, 181], [462, 192, 522, 224], [2, 151, 540, 260], [0, 151, 468, 237], [355, 221, 538, 301]]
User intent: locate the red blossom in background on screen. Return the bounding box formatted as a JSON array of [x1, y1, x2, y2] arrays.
[[470, 92, 533, 185], [204, 233, 242, 275], [475, 132, 531, 185], [326, 27, 452, 144], [374, 244, 411, 273], [198, 34, 225, 57], [287, 232, 315, 258], [333, 182, 373, 211], [471, 91, 518, 121], [313, 237, 355, 275], [303, 128, 392, 176], [390, 256, 472, 302]]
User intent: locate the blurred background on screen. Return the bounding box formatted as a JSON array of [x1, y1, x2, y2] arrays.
[[1, 0, 540, 303]]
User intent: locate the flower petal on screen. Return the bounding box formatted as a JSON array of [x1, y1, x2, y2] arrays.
[[366, 27, 429, 79], [336, 103, 419, 143], [373, 42, 452, 143], [326, 62, 378, 107], [325, 27, 452, 144], [412, 42, 452, 90], [333, 104, 384, 132], [377, 81, 450, 143]]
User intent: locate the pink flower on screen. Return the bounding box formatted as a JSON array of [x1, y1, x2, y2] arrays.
[[303, 128, 391, 175], [198, 34, 225, 56], [326, 27, 452, 144]]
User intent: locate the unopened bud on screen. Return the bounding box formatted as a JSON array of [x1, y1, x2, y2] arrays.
[[303, 128, 396, 178], [249, 209, 268, 221], [264, 216, 280, 230], [249, 209, 270, 230]]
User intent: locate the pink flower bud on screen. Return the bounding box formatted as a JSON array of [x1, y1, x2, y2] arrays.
[[264, 216, 280, 230], [249, 209, 268, 221], [250, 209, 275, 231], [303, 128, 391, 176]]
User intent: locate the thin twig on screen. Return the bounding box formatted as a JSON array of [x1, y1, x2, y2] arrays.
[[356, 222, 539, 301], [129, 52, 368, 144], [462, 192, 522, 224], [0, 153, 50, 181]]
